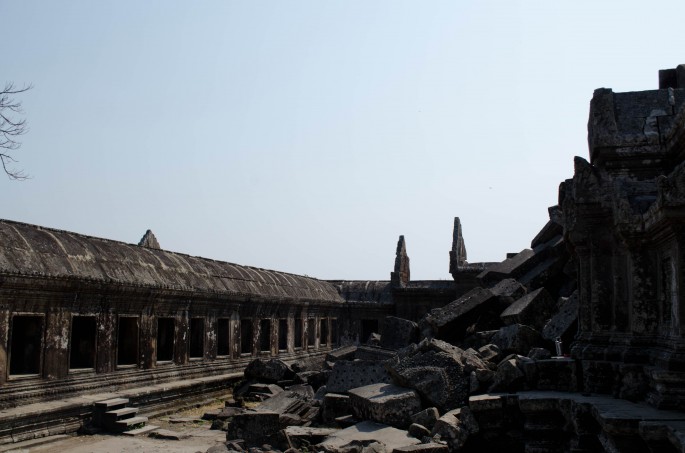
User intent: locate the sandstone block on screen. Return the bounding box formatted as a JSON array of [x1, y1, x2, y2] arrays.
[[348, 383, 422, 429], [430, 407, 478, 451], [244, 358, 294, 383], [380, 316, 419, 350], [491, 324, 543, 355], [386, 339, 488, 412], [327, 360, 392, 394], [317, 421, 421, 452], [500, 287, 554, 329], [542, 291, 578, 342], [409, 407, 439, 431], [323, 393, 351, 423], [226, 410, 279, 446], [419, 287, 507, 343]]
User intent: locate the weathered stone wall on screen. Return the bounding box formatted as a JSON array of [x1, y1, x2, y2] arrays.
[[564, 65, 685, 410]]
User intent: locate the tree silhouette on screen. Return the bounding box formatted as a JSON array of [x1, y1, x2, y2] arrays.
[[1, 82, 32, 180]]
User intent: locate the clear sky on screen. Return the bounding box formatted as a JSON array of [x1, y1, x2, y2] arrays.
[[2, 1, 684, 280]]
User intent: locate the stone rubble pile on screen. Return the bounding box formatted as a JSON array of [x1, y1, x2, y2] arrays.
[[203, 210, 579, 452]]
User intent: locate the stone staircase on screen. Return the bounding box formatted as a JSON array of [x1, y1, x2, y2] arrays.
[[93, 398, 158, 435]]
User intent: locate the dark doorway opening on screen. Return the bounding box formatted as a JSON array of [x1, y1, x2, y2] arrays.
[[117, 317, 139, 366], [361, 319, 379, 344], [70, 316, 96, 369], [320, 318, 328, 346], [9, 315, 43, 376], [278, 319, 288, 351], [217, 318, 230, 356], [157, 318, 175, 362], [307, 318, 316, 348], [189, 318, 204, 359], [294, 318, 303, 349], [260, 319, 271, 353], [331, 318, 339, 346], [240, 319, 253, 355]]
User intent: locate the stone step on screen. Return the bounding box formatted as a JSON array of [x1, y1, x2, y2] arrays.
[[104, 407, 139, 420], [113, 416, 148, 432], [123, 424, 160, 436], [94, 398, 129, 411]]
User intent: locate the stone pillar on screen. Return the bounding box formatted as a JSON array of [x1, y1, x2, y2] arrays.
[[251, 318, 259, 356], [612, 251, 630, 332], [630, 248, 659, 335], [230, 311, 240, 359], [270, 316, 278, 356], [287, 311, 295, 353], [44, 309, 70, 380], [175, 309, 189, 365], [139, 312, 156, 369], [0, 308, 9, 384], [314, 315, 321, 349], [205, 313, 217, 360], [96, 310, 116, 374]]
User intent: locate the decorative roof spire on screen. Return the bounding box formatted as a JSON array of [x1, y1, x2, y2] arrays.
[[391, 235, 410, 287], [138, 229, 160, 249]]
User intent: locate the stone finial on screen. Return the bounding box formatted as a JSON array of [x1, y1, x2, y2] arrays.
[[391, 235, 410, 287], [659, 64, 685, 89], [449, 217, 467, 276], [138, 229, 160, 249]]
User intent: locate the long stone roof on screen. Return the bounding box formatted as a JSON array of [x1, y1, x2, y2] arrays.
[[0, 219, 342, 303]]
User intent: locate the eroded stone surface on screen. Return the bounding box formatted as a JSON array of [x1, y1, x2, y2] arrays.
[[348, 383, 421, 429]]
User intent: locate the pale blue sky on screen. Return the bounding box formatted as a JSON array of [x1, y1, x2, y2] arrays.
[[2, 1, 683, 279]]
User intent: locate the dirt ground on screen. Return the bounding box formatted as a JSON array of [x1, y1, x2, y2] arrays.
[[13, 398, 231, 453]]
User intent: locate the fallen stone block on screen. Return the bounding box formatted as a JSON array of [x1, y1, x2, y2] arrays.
[[247, 383, 283, 398], [257, 389, 318, 427], [348, 383, 422, 429], [295, 370, 330, 390], [392, 443, 449, 453], [489, 278, 527, 302], [216, 406, 247, 420], [477, 248, 538, 287], [380, 316, 419, 350], [491, 324, 543, 355], [202, 409, 221, 421], [386, 338, 489, 412], [522, 357, 579, 392], [283, 426, 339, 450], [335, 414, 360, 428], [410, 407, 439, 431], [317, 421, 421, 452], [530, 209, 563, 248], [407, 423, 431, 439], [327, 345, 358, 362], [226, 410, 280, 446], [419, 287, 508, 344], [286, 383, 315, 398], [500, 287, 555, 330], [477, 344, 502, 364], [542, 291, 578, 344], [327, 360, 393, 394], [430, 407, 478, 452], [323, 393, 351, 423], [528, 347, 552, 361], [488, 355, 531, 392], [149, 429, 190, 440], [517, 239, 569, 294], [355, 346, 397, 361], [244, 358, 294, 383]]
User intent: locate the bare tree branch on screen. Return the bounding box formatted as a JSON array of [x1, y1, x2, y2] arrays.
[[1, 82, 32, 180]]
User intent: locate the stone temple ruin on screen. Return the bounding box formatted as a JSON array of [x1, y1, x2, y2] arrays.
[[4, 66, 685, 451]]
